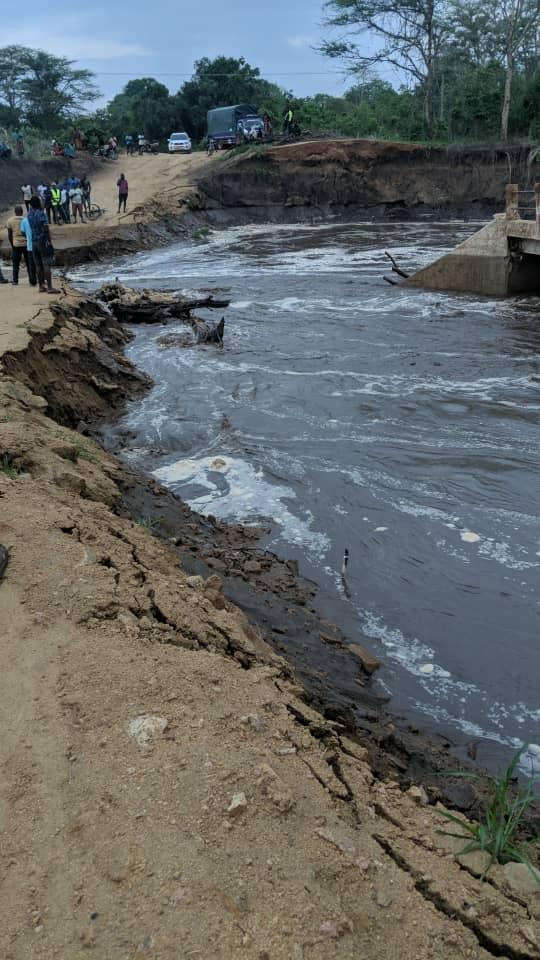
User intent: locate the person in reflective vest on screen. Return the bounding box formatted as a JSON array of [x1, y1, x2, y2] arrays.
[[283, 105, 293, 135], [50, 183, 62, 224]]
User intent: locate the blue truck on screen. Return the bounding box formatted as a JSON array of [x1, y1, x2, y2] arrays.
[[207, 104, 263, 149]]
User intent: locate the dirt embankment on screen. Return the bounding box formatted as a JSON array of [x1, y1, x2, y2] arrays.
[[198, 140, 540, 221], [0, 156, 101, 214], [1, 280, 539, 959], [3, 141, 538, 272]]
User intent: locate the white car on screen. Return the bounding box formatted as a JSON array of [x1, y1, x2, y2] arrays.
[[168, 132, 192, 153]]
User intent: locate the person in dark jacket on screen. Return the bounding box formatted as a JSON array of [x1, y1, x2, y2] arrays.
[[27, 196, 58, 293]]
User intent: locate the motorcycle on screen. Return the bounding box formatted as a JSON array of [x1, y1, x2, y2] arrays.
[[94, 144, 116, 159]]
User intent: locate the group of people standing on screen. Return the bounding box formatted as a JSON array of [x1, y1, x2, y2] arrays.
[[1, 170, 131, 289], [21, 177, 92, 225], [1, 199, 58, 293]]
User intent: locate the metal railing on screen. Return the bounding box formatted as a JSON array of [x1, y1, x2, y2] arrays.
[[505, 183, 540, 235]]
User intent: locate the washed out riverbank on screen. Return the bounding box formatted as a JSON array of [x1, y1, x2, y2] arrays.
[[1, 148, 539, 957], [4, 284, 540, 959], [69, 220, 540, 783]]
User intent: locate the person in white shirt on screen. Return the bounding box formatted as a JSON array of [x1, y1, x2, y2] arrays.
[[60, 186, 70, 223], [21, 183, 33, 211], [69, 185, 85, 224], [36, 182, 47, 206]]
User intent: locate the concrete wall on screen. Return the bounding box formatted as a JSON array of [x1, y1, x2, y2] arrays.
[[404, 216, 540, 296]]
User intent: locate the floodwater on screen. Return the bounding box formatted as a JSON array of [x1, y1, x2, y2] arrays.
[[70, 221, 540, 774]]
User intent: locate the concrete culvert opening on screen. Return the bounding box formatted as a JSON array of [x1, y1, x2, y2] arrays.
[[508, 249, 540, 295]]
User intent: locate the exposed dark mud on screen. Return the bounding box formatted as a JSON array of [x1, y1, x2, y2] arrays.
[[198, 140, 540, 222]]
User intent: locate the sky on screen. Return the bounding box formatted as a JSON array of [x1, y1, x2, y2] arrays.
[[1, 0, 357, 105]]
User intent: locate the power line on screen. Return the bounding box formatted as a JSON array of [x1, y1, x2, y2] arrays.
[[90, 70, 348, 77]]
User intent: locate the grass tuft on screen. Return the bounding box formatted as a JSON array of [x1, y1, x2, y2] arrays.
[[222, 142, 266, 160], [192, 226, 210, 242], [438, 743, 540, 880], [0, 455, 21, 478], [136, 515, 160, 532], [71, 441, 97, 463], [52, 430, 97, 463]]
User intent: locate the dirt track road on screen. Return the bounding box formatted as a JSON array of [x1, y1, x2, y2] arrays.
[[84, 151, 213, 223]]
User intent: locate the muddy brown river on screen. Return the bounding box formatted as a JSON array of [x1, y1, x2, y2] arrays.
[[71, 220, 540, 775]]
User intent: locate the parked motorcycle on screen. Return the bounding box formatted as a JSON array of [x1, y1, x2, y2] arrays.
[[94, 144, 116, 159]]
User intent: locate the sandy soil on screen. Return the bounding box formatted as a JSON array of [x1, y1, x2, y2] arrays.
[[0, 153, 539, 958], [0, 278, 54, 354], [62, 152, 211, 227]]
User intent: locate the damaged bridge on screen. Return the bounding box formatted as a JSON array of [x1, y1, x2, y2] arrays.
[[405, 183, 540, 296]]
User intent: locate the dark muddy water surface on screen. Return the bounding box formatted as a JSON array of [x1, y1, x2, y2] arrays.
[[71, 221, 540, 774]]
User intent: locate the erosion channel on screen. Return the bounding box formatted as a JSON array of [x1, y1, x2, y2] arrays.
[[71, 219, 540, 777]]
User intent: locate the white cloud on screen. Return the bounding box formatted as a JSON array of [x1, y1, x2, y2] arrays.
[[0, 25, 150, 60], [59, 39, 149, 60], [286, 34, 317, 49]]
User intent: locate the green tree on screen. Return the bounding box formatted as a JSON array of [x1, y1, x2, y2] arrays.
[[107, 78, 180, 141], [0, 45, 98, 131], [451, 0, 540, 140], [521, 68, 540, 137], [448, 62, 505, 138], [320, 0, 451, 138], [349, 80, 426, 138], [0, 46, 26, 115], [174, 56, 285, 139]]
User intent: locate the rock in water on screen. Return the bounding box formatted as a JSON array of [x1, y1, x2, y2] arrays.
[[348, 643, 381, 674], [193, 317, 225, 345], [0, 545, 8, 582]]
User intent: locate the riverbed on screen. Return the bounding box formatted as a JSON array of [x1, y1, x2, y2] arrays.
[[71, 220, 540, 774]]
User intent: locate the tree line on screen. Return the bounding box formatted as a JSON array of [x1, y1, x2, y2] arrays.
[[0, 26, 539, 151], [320, 0, 540, 141]]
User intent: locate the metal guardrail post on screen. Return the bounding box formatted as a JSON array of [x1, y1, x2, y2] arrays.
[[535, 183, 540, 236], [505, 183, 519, 219]]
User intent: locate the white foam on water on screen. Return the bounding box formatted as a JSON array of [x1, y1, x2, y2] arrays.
[[392, 499, 537, 571], [323, 564, 344, 593], [477, 538, 539, 571], [228, 300, 254, 310], [461, 531, 481, 543], [340, 372, 536, 402], [418, 701, 540, 778], [391, 499, 456, 522], [361, 609, 540, 776], [360, 611, 455, 683], [152, 454, 330, 558]]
